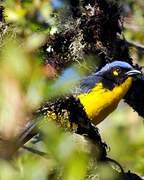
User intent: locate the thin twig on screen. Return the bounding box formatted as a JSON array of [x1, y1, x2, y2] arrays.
[[106, 157, 124, 174], [125, 40, 144, 53], [22, 145, 47, 157]]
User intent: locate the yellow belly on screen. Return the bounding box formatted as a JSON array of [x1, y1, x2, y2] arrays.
[[78, 77, 132, 125]]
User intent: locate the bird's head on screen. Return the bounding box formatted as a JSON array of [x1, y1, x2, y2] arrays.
[[80, 61, 142, 92], [98, 61, 142, 89]]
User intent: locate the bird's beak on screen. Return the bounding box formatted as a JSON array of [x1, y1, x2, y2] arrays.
[[126, 69, 142, 77]]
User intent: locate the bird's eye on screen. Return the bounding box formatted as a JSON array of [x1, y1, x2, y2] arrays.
[[112, 68, 121, 76]]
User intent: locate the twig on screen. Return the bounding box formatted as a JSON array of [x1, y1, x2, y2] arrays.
[[22, 145, 47, 157], [106, 157, 124, 174], [125, 39, 144, 53]]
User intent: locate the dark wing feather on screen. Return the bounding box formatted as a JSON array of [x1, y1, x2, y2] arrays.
[[73, 74, 101, 94]]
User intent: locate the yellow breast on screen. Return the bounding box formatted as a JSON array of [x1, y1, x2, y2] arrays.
[[78, 77, 132, 125]]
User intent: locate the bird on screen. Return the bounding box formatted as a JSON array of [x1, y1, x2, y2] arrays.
[[14, 60, 142, 159], [76, 61, 142, 125]]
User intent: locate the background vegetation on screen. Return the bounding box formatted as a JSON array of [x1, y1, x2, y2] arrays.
[[0, 0, 143, 179]]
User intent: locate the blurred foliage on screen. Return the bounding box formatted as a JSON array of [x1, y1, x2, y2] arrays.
[[0, 0, 143, 180]]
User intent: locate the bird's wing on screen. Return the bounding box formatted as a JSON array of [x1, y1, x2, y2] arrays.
[[73, 74, 101, 94]]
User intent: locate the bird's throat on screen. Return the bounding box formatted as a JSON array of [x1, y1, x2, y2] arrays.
[[78, 77, 133, 125]]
